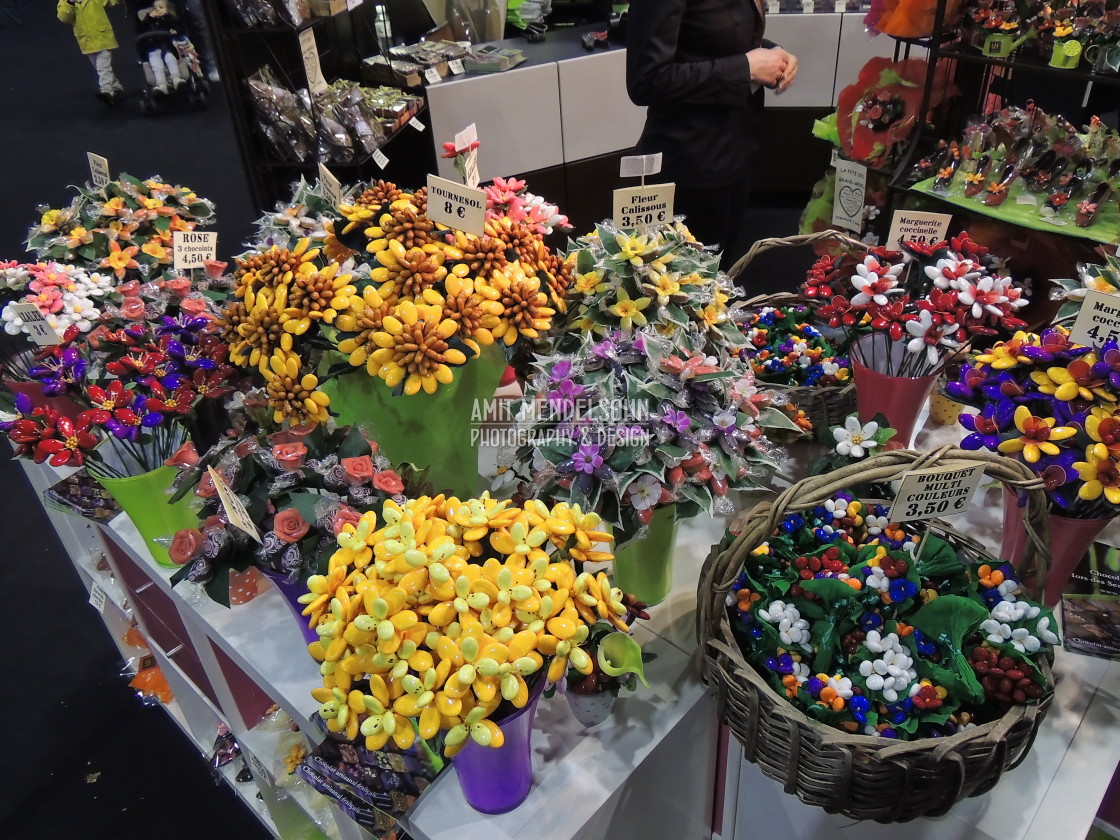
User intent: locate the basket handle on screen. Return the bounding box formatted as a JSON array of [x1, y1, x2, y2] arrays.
[[725, 229, 870, 281]]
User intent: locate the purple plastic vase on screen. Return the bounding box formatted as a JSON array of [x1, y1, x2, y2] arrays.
[[451, 676, 547, 814], [262, 570, 319, 646]]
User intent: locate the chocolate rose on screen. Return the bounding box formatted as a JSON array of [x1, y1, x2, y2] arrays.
[[341, 455, 374, 484], [169, 528, 204, 565], [331, 506, 363, 535], [165, 441, 200, 467], [273, 442, 308, 472], [119, 297, 147, 321], [180, 296, 209, 316], [372, 470, 405, 495], [164, 276, 191, 297], [196, 471, 218, 498], [273, 508, 310, 543]]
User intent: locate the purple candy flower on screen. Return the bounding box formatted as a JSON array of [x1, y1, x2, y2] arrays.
[[570, 443, 603, 474], [548, 378, 584, 415], [959, 401, 1014, 451], [661, 407, 691, 434], [548, 360, 573, 382]]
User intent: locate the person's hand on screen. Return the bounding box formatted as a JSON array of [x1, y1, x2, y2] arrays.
[[746, 47, 787, 89], [773, 48, 799, 93]]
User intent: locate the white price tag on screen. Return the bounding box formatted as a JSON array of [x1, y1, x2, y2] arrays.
[[89, 583, 107, 613], [373, 149, 389, 169], [424, 67, 442, 84], [1016, 194, 1038, 206], [172, 231, 218, 270], [299, 28, 329, 96], [426, 173, 487, 236], [768, 0, 780, 13], [619, 153, 663, 178], [613, 183, 676, 229], [834, 0, 846, 10], [457, 40, 472, 48], [208, 467, 262, 543], [1069, 289, 1120, 349], [463, 148, 480, 189], [9, 303, 61, 346], [802, 0, 814, 12], [886, 209, 952, 251], [890, 462, 985, 523], [830, 148, 839, 167], [318, 162, 343, 208], [346, 0, 363, 8], [448, 58, 465, 74], [831, 159, 867, 233], [409, 117, 426, 132], [87, 152, 110, 189], [453, 123, 478, 151]]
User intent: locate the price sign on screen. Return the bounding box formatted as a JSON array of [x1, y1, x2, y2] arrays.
[[8, 303, 61, 346], [462, 149, 480, 188], [409, 117, 426, 132], [834, 0, 846, 11], [831, 158, 867, 233], [89, 583, 107, 613], [172, 231, 218, 270], [890, 462, 985, 523], [426, 173, 486, 236], [886, 209, 952, 251], [424, 67, 442, 85], [139, 654, 156, 671], [1070, 289, 1120, 348], [87, 152, 110, 189], [346, 0, 363, 8], [619, 153, 662, 179], [208, 467, 262, 543], [613, 183, 676, 229], [448, 58, 465, 74], [299, 28, 328, 96], [768, 0, 780, 12], [318, 162, 343, 208], [373, 149, 389, 169], [802, 0, 813, 12]]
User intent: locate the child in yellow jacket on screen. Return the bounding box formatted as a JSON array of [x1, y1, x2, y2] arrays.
[[57, 0, 123, 104]]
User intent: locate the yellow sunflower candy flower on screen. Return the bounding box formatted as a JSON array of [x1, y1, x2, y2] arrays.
[[573, 572, 629, 632], [614, 232, 659, 266], [261, 349, 331, 425], [1074, 452, 1120, 505], [368, 300, 466, 394]]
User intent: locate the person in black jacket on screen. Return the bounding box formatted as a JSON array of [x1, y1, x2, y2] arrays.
[[626, 0, 797, 267]]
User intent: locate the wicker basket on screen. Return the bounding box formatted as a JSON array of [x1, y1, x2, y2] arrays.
[[729, 231, 870, 433], [698, 446, 1054, 823]]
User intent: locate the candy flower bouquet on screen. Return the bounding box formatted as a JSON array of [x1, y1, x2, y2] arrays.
[[806, 233, 1028, 445], [305, 493, 644, 812], [502, 328, 802, 604], [946, 325, 1120, 602], [165, 424, 404, 611]]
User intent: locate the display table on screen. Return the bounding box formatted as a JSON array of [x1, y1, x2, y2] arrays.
[[23, 404, 1120, 840]]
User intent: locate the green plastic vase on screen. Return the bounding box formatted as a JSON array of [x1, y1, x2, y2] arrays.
[[611, 505, 679, 606], [96, 465, 200, 568], [322, 345, 507, 498]]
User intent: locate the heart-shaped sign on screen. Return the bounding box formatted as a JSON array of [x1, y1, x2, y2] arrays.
[[837, 184, 863, 219]]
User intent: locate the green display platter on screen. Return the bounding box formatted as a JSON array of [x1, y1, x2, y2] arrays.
[[910, 176, 1119, 246]]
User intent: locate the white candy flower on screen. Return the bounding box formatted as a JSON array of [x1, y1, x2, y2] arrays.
[[1036, 616, 1060, 645], [628, 474, 663, 511], [757, 600, 812, 651], [850, 256, 905, 307], [833, 416, 879, 458], [865, 513, 889, 535], [858, 631, 916, 702], [905, 310, 960, 367]]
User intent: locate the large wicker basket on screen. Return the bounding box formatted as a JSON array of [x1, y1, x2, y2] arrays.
[[698, 446, 1055, 823], [728, 230, 869, 432]]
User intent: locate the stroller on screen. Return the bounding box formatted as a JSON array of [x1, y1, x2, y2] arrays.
[[129, 0, 210, 114]]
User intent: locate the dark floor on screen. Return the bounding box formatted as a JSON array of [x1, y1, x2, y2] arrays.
[[0, 3, 810, 839]]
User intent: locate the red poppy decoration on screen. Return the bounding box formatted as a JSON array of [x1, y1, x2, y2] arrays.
[[835, 58, 957, 166]]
